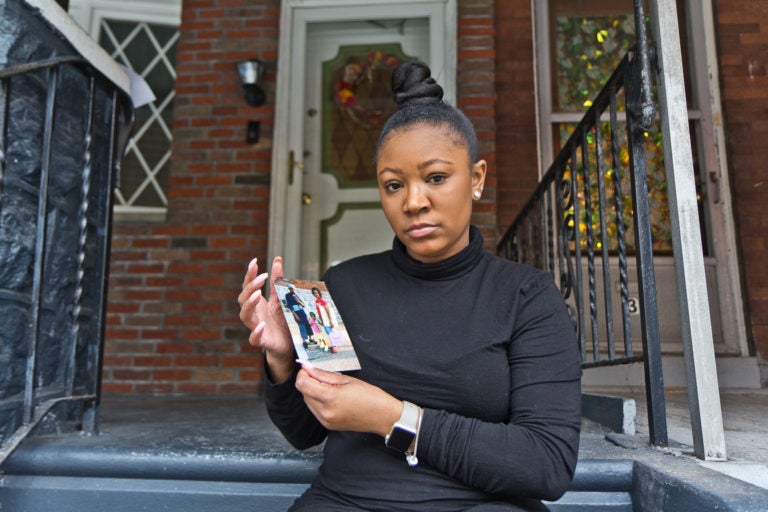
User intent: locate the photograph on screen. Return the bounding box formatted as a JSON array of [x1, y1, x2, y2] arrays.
[[273, 278, 361, 372]]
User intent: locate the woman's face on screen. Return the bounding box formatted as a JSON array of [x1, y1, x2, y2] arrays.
[[376, 123, 486, 264]]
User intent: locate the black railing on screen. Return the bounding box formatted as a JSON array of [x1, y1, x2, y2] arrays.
[[497, 1, 667, 446], [0, 56, 133, 464]]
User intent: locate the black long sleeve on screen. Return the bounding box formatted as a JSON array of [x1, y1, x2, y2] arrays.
[[418, 273, 581, 500], [264, 365, 327, 450], [264, 227, 581, 512]]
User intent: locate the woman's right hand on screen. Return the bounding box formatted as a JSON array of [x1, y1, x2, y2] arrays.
[[238, 256, 295, 383]]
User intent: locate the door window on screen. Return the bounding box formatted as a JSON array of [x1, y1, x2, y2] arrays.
[[536, 0, 708, 255], [323, 44, 413, 187]]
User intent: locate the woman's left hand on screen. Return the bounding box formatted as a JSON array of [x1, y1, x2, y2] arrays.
[[296, 363, 402, 437]]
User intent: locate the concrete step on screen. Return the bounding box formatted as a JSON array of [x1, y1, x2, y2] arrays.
[[2, 396, 766, 511]]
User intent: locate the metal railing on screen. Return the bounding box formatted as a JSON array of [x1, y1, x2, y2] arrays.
[[0, 56, 133, 465], [497, 1, 668, 446]]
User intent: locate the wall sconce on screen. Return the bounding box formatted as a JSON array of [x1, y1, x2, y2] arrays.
[[237, 59, 266, 107]]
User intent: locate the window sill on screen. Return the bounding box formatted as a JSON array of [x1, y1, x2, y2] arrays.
[[113, 206, 168, 224]]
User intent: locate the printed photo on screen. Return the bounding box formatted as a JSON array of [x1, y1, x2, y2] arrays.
[[273, 278, 361, 372]]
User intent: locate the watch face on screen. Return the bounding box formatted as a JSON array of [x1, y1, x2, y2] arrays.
[[386, 426, 415, 452]]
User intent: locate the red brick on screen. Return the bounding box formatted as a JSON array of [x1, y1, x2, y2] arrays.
[[126, 263, 165, 274], [156, 343, 195, 354], [208, 237, 247, 248], [220, 382, 260, 394], [194, 368, 235, 381], [186, 275, 224, 287], [125, 290, 164, 301], [177, 382, 217, 393], [107, 303, 141, 314], [134, 356, 173, 367], [221, 355, 262, 367], [103, 355, 133, 367], [166, 314, 203, 326], [168, 263, 206, 274], [239, 370, 263, 381], [152, 225, 191, 236], [165, 289, 203, 301], [154, 369, 193, 381], [132, 238, 169, 249], [106, 328, 140, 340], [175, 355, 218, 367], [140, 329, 181, 341], [182, 328, 221, 340], [102, 383, 134, 394], [112, 369, 151, 381], [183, 302, 223, 313], [135, 383, 175, 394], [146, 277, 184, 287], [190, 225, 229, 236]]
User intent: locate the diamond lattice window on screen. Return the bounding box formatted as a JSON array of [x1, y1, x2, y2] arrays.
[[99, 19, 179, 211]]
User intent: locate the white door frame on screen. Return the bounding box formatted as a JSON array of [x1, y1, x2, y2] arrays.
[[687, 0, 748, 355], [269, 0, 457, 279]]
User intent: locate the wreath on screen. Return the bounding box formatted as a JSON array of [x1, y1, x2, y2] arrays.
[[333, 51, 400, 127]]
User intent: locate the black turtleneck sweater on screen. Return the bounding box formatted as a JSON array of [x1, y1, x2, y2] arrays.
[[265, 227, 582, 512]]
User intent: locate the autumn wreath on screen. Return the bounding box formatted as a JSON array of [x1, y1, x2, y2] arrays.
[[333, 51, 400, 127]]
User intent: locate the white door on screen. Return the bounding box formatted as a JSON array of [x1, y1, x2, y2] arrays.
[[299, 22, 430, 279], [270, 1, 457, 280]]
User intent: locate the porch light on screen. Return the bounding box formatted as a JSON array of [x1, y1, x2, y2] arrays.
[[237, 58, 266, 107]]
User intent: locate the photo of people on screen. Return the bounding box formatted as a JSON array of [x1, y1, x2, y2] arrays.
[[273, 278, 360, 372]]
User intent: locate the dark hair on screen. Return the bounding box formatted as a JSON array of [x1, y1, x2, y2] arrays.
[[376, 60, 479, 163], [311, 287, 321, 296]]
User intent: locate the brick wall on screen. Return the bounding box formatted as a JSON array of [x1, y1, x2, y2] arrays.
[[103, 0, 498, 394], [103, 0, 280, 394], [459, 0, 497, 247], [714, 0, 768, 384], [494, 0, 539, 233]]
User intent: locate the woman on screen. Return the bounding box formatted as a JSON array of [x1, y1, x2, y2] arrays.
[[238, 61, 582, 512], [312, 287, 336, 335]]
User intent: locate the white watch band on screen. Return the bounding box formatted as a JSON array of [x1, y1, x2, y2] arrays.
[[385, 401, 422, 466], [406, 406, 424, 467], [399, 401, 420, 430]]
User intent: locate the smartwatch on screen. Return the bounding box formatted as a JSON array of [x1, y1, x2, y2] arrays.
[[385, 401, 420, 456]]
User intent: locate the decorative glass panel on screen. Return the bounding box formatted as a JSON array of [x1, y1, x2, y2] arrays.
[[99, 19, 179, 209], [322, 44, 414, 187], [554, 13, 634, 112], [560, 121, 671, 254], [551, 2, 674, 253]]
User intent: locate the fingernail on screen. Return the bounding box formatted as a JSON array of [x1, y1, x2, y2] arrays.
[[248, 258, 257, 270], [296, 359, 315, 369]]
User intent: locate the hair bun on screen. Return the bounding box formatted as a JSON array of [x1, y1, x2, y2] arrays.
[[392, 60, 443, 107]]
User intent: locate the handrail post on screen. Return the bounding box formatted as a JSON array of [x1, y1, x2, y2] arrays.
[[648, 0, 726, 461], [630, 0, 668, 449]]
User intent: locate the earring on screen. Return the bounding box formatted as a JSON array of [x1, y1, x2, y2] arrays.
[[473, 191, 481, 199]]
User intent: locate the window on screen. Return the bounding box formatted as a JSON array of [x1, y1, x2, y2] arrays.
[[533, 0, 749, 355], [533, 0, 712, 255], [99, 19, 179, 219], [68, 0, 181, 222]]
